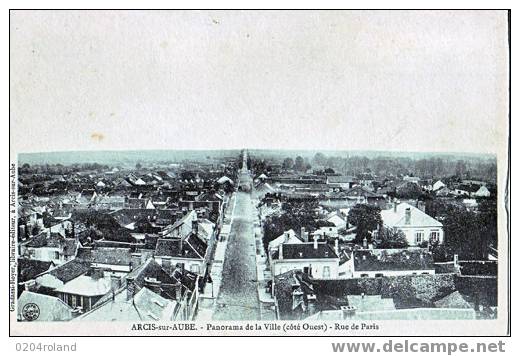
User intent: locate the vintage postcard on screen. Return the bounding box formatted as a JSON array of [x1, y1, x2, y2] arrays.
[[9, 10, 510, 336]]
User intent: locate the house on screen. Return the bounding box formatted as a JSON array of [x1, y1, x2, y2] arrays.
[[357, 173, 376, 188], [54, 268, 113, 312], [74, 287, 178, 321], [453, 183, 481, 197], [161, 210, 197, 239], [20, 232, 80, 265], [17, 259, 55, 296], [432, 180, 446, 191], [273, 270, 317, 320], [403, 176, 421, 184], [154, 234, 208, 275], [75, 258, 200, 321], [306, 306, 476, 320], [311, 221, 339, 239], [326, 211, 347, 230], [473, 186, 491, 197], [325, 175, 356, 189], [256, 173, 268, 181], [380, 202, 443, 246], [268, 229, 303, 252], [196, 218, 216, 242], [343, 186, 385, 205], [127, 258, 200, 319], [253, 181, 277, 199], [18, 291, 74, 321], [216, 176, 234, 185], [274, 270, 476, 320], [341, 248, 436, 278], [34, 259, 91, 292], [435, 186, 452, 197], [76, 247, 136, 274], [270, 241, 340, 279]]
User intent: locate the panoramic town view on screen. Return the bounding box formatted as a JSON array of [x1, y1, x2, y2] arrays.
[[15, 149, 498, 322]]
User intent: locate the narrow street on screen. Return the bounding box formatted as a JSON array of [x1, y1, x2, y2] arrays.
[[212, 153, 262, 320]]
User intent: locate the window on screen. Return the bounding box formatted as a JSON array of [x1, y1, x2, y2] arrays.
[[375, 273, 384, 277], [323, 266, 331, 278], [360, 274, 369, 278], [53, 251, 60, 260], [415, 231, 424, 244], [190, 264, 200, 274], [430, 231, 440, 242], [71, 295, 76, 308]]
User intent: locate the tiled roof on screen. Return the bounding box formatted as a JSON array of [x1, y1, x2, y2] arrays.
[[353, 248, 435, 272], [154, 234, 207, 260], [77, 247, 132, 266], [55, 275, 112, 297], [17, 258, 54, 282], [273, 270, 305, 319], [327, 175, 355, 184], [343, 186, 384, 198], [46, 259, 91, 283], [272, 242, 339, 260], [434, 291, 473, 309], [126, 258, 179, 299], [381, 202, 442, 227]]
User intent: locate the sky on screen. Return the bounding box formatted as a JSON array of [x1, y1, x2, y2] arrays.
[[10, 10, 509, 155]]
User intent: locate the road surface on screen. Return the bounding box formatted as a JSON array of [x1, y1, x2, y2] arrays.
[[212, 158, 262, 320]]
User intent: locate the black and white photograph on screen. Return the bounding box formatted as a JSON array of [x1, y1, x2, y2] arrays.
[[9, 9, 510, 337]]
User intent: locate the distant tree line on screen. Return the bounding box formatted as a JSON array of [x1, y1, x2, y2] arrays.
[[266, 152, 498, 182]]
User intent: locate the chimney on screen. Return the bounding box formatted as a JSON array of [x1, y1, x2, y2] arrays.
[[300, 227, 305, 241], [307, 294, 317, 316], [334, 239, 339, 256], [130, 253, 142, 270], [174, 282, 183, 301], [453, 254, 459, 267], [340, 305, 356, 319], [110, 274, 121, 291], [405, 208, 411, 225], [126, 278, 136, 301], [192, 220, 199, 235], [363, 237, 368, 249], [284, 231, 290, 243], [313, 236, 318, 250], [394, 202, 397, 212], [279, 244, 283, 260]]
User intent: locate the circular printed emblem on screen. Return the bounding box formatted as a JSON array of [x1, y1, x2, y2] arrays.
[[22, 303, 40, 321]]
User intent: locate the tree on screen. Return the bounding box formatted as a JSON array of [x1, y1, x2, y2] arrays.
[[324, 167, 335, 174], [347, 204, 383, 243], [375, 227, 408, 249], [282, 157, 294, 170], [312, 152, 327, 166], [294, 156, 305, 172], [425, 198, 497, 260], [455, 160, 467, 178], [136, 162, 143, 170]]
